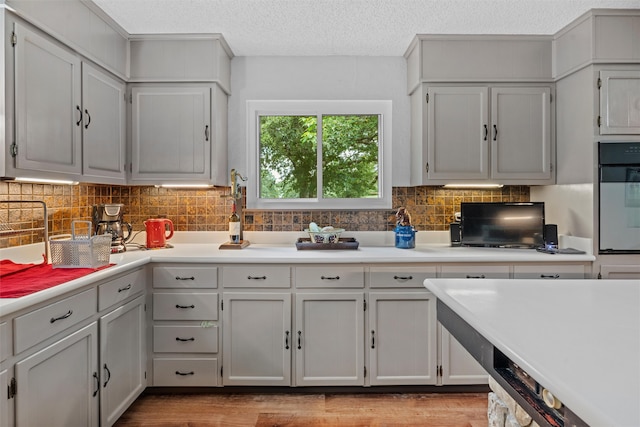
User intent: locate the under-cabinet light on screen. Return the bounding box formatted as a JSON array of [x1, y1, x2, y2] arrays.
[[442, 184, 504, 189], [11, 177, 79, 185], [154, 184, 214, 189]]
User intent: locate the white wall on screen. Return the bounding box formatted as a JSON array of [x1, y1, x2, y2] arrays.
[[228, 56, 411, 186], [531, 183, 593, 238]]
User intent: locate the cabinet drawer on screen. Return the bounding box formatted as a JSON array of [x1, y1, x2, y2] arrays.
[[153, 265, 218, 288], [98, 269, 146, 311], [153, 293, 218, 320], [14, 288, 97, 354], [370, 266, 437, 288], [0, 322, 10, 362], [295, 266, 365, 288], [222, 266, 290, 288], [153, 358, 218, 386], [154, 325, 219, 353], [439, 265, 509, 279], [513, 264, 586, 279]]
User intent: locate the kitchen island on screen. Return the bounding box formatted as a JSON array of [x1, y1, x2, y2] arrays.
[[423, 278, 640, 427]]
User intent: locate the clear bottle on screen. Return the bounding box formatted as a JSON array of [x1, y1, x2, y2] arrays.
[[229, 201, 241, 244]]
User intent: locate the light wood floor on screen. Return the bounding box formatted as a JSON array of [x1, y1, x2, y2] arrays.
[[114, 392, 489, 427]]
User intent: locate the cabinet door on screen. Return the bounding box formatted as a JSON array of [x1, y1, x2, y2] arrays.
[[295, 293, 364, 386], [427, 87, 489, 180], [491, 87, 552, 180], [81, 63, 126, 183], [439, 325, 488, 385], [99, 296, 146, 427], [14, 22, 82, 175], [131, 86, 211, 182], [600, 70, 640, 134], [368, 292, 437, 385], [15, 323, 99, 427], [0, 368, 13, 427], [222, 293, 291, 386]]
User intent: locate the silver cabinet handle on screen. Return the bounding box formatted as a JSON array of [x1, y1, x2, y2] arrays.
[[50, 310, 72, 323]]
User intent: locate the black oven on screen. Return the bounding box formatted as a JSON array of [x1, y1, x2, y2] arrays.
[[598, 142, 640, 254]]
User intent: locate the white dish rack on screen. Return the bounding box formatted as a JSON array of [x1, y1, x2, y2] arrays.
[[49, 221, 111, 269]]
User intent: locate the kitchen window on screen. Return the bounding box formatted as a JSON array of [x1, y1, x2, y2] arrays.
[[247, 100, 392, 210]]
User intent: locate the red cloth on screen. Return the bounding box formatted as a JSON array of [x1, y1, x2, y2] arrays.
[[0, 260, 113, 298]]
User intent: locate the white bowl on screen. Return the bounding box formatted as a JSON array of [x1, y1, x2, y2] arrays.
[[305, 228, 345, 244]]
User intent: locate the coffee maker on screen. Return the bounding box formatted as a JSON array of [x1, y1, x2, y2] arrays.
[[92, 204, 133, 253]]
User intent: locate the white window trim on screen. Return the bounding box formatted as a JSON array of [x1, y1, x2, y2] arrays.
[[246, 100, 392, 210]]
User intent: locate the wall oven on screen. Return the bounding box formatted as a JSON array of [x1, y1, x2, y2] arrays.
[[598, 142, 640, 254]]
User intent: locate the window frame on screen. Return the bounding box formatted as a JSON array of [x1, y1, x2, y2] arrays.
[[247, 100, 392, 210]]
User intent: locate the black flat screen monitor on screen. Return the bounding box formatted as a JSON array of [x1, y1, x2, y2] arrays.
[[460, 202, 545, 248]]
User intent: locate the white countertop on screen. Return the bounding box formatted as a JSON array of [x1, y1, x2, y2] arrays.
[[0, 231, 594, 317], [423, 278, 640, 427]]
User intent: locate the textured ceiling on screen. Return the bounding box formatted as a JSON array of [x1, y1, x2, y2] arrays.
[[92, 0, 640, 56]]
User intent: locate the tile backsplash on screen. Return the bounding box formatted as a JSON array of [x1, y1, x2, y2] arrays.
[[1, 181, 529, 247]]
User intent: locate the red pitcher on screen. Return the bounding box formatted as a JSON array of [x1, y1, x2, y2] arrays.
[[144, 218, 174, 249]]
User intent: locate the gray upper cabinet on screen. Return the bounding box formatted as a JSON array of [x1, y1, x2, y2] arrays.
[[406, 35, 555, 186], [412, 84, 553, 185], [13, 22, 83, 178], [128, 36, 232, 185], [6, 0, 128, 78], [130, 85, 213, 183], [129, 35, 233, 94], [405, 36, 553, 94], [82, 62, 126, 183], [491, 87, 552, 180], [599, 70, 640, 135]]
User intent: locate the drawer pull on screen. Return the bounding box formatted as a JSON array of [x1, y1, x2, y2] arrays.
[[50, 310, 73, 323], [103, 364, 111, 388], [176, 304, 195, 309], [175, 337, 195, 342], [285, 331, 290, 350], [541, 274, 560, 279], [118, 284, 132, 292], [393, 275, 413, 281], [371, 330, 376, 349], [93, 372, 99, 397], [466, 275, 485, 279], [321, 275, 340, 280], [176, 276, 195, 281], [247, 275, 267, 280], [175, 370, 195, 376], [297, 331, 302, 349]]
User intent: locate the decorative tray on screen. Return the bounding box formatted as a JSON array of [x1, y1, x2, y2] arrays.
[[295, 237, 359, 250]]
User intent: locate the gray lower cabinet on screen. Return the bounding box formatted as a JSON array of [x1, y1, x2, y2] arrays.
[[368, 292, 437, 386], [99, 295, 146, 427], [15, 323, 99, 427], [222, 293, 291, 386], [151, 265, 220, 387], [0, 368, 13, 427], [438, 325, 488, 385], [295, 293, 365, 386]]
